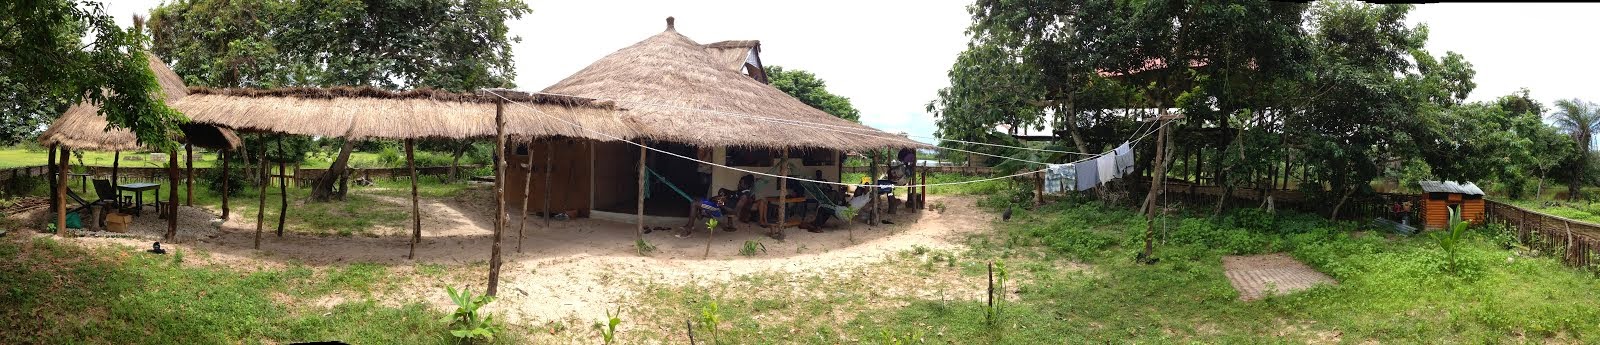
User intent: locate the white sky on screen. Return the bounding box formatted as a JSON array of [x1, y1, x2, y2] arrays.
[[105, 1, 1599, 144]]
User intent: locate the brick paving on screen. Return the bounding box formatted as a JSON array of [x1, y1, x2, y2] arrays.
[[1222, 253, 1337, 301]]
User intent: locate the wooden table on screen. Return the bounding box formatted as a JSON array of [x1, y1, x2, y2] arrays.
[[117, 182, 160, 216], [757, 196, 808, 229]]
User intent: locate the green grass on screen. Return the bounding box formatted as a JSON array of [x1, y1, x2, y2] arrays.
[[0, 236, 523, 344], [616, 189, 1600, 343]]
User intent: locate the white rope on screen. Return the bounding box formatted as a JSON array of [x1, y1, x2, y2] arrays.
[[531, 90, 1100, 158], [486, 91, 1056, 189]]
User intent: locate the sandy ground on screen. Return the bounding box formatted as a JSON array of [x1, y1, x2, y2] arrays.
[[8, 186, 1001, 326]]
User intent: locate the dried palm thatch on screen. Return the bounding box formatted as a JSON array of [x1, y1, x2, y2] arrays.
[[37, 53, 241, 151], [172, 86, 634, 140], [542, 18, 925, 151], [703, 40, 761, 73]]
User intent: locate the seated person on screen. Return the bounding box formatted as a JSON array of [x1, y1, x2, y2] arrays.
[[800, 185, 874, 232], [719, 174, 757, 224]]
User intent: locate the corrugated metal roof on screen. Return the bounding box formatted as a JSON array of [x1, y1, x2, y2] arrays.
[[1418, 181, 1485, 195]]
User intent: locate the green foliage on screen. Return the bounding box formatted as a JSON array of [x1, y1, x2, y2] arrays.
[[764, 66, 861, 122], [198, 165, 252, 198], [699, 299, 722, 344], [1432, 207, 1472, 276], [635, 239, 656, 256], [596, 306, 621, 344], [738, 240, 766, 257], [984, 260, 1007, 326], [1, 1, 187, 148], [441, 286, 500, 342]]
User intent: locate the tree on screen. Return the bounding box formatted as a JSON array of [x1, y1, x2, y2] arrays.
[[764, 65, 861, 122], [150, 0, 531, 201], [1550, 98, 1600, 200], [1, 0, 185, 148]]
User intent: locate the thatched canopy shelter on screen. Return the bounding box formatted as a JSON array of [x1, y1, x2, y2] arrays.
[[172, 87, 634, 140], [37, 54, 241, 151], [542, 17, 920, 151]]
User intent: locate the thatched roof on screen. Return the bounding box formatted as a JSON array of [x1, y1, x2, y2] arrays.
[[37, 53, 242, 151], [703, 40, 760, 72], [171, 87, 636, 141], [541, 17, 923, 150]]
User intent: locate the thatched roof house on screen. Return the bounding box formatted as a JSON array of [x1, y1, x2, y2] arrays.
[[519, 17, 921, 222], [37, 53, 240, 151], [542, 17, 914, 151]]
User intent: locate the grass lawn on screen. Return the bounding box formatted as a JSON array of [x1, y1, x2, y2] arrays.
[[625, 188, 1600, 343]]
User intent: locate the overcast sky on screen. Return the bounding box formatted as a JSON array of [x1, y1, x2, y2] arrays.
[[107, 2, 1599, 144]]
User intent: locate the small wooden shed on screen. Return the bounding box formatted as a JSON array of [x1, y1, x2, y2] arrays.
[[1418, 181, 1485, 229]]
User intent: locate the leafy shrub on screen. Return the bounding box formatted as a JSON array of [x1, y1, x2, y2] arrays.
[[1, 175, 45, 197], [1228, 208, 1277, 232], [699, 300, 722, 344], [441, 286, 501, 342], [198, 165, 252, 197], [377, 146, 403, 167], [738, 240, 766, 256]]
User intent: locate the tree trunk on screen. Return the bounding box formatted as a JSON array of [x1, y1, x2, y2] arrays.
[[48, 144, 58, 213], [111, 151, 120, 186], [518, 140, 534, 253], [636, 139, 647, 245], [1141, 116, 1172, 261], [1329, 186, 1356, 221], [1061, 99, 1089, 154], [450, 140, 469, 181], [1535, 172, 1546, 200], [312, 139, 355, 201]]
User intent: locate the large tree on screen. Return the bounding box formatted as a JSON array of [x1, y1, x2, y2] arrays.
[[1550, 98, 1600, 200], [150, 0, 530, 201], [1, 0, 185, 148], [764, 65, 861, 122]]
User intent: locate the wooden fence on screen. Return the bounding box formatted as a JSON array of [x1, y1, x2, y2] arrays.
[[1485, 200, 1600, 271]]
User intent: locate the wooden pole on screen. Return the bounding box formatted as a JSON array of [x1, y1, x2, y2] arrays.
[[1035, 171, 1044, 206], [869, 152, 879, 226], [544, 140, 553, 229], [166, 149, 179, 240], [777, 148, 788, 237], [518, 140, 534, 253], [637, 139, 647, 245], [185, 143, 194, 206], [407, 138, 422, 259], [488, 99, 507, 297], [276, 136, 287, 237], [111, 151, 120, 186], [255, 144, 267, 249], [221, 150, 230, 219], [589, 141, 596, 212], [920, 162, 927, 210], [54, 145, 67, 236]]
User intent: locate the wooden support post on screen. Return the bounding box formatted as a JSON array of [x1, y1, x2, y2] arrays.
[[185, 143, 194, 206], [589, 141, 596, 212], [407, 139, 422, 259], [221, 150, 230, 219], [488, 100, 507, 297], [1035, 171, 1044, 206], [111, 151, 120, 186], [637, 139, 647, 245], [255, 144, 267, 249], [518, 140, 535, 253], [869, 152, 879, 226], [777, 148, 788, 237], [544, 140, 553, 229], [55, 145, 68, 236], [166, 149, 179, 240], [920, 162, 927, 210], [276, 136, 287, 237]]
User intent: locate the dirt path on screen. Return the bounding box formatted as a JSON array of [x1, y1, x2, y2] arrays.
[[15, 189, 999, 325]]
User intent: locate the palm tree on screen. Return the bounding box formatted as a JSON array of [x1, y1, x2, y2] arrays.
[[1550, 99, 1600, 201]]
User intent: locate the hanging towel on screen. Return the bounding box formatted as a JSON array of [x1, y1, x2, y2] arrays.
[[1045, 163, 1074, 194], [1074, 161, 1098, 191], [1113, 142, 1135, 175], [1096, 154, 1116, 185]]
